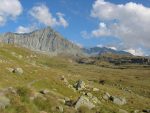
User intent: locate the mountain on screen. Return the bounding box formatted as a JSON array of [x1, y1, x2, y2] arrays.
[[83, 47, 132, 56], [0, 27, 82, 56], [0, 27, 132, 57]]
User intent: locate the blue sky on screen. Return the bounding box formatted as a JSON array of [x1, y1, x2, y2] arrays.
[[0, 0, 150, 56]]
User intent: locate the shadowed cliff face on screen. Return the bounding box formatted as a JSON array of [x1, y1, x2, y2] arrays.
[[0, 27, 82, 56]]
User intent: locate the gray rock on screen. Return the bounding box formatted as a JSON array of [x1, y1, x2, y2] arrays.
[[93, 88, 99, 92], [75, 96, 95, 110], [86, 92, 93, 99], [64, 97, 70, 102], [39, 89, 50, 94], [91, 96, 101, 104], [103, 92, 111, 100], [15, 68, 23, 74], [7, 67, 23, 74], [74, 80, 86, 90], [0, 27, 83, 56], [0, 96, 10, 109], [110, 96, 127, 105]]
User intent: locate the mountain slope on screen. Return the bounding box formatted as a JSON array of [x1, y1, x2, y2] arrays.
[[0, 43, 150, 113], [0, 27, 82, 56]]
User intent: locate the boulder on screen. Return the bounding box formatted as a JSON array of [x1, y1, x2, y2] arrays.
[[7, 67, 23, 74], [91, 96, 101, 104], [103, 92, 111, 100], [110, 96, 127, 105], [86, 92, 93, 99], [75, 96, 95, 110], [93, 88, 99, 92], [15, 68, 23, 74], [0, 96, 10, 109], [39, 89, 50, 94], [74, 80, 86, 90]]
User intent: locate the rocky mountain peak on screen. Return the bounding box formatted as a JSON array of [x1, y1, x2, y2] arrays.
[[0, 27, 82, 56]]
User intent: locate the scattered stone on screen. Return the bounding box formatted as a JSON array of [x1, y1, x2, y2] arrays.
[[75, 96, 95, 110], [56, 106, 64, 112], [93, 88, 99, 92], [110, 96, 127, 105], [15, 68, 23, 74], [119, 109, 128, 113], [74, 80, 86, 90], [64, 97, 70, 102], [7, 67, 23, 74], [0, 96, 10, 109], [39, 89, 50, 94], [86, 92, 93, 99], [91, 96, 100, 104], [103, 92, 111, 100]]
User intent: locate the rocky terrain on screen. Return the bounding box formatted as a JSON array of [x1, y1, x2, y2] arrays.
[[0, 27, 82, 56], [0, 43, 150, 113], [0, 28, 150, 113]]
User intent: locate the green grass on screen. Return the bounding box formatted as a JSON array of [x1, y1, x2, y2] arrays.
[[0, 43, 150, 113]]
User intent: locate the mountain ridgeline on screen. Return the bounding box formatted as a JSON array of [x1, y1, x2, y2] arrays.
[[0, 27, 82, 56], [0, 27, 150, 65], [0, 27, 131, 56]]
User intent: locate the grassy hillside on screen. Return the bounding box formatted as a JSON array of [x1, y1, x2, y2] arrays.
[[0, 43, 150, 113]]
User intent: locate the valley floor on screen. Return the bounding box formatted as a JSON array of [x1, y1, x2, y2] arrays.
[[0, 44, 150, 113]]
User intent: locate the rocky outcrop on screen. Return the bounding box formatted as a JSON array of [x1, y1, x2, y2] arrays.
[[0, 27, 82, 56], [75, 96, 95, 110], [0, 96, 10, 109], [73, 80, 86, 90]]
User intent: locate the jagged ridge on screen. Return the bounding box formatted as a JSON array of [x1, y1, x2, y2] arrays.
[[0, 27, 82, 56]]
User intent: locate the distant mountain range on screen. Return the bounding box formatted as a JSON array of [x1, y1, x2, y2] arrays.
[[83, 47, 132, 56], [0, 27, 132, 56]]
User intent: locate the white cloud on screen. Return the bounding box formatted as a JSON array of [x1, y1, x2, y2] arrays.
[[108, 46, 117, 50], [0, 0, 22, 26], [91, 0, 150, 49], [29, 4, 68, 27], [16, 26, 37, 34], [124, 48, 144, 56], [56, 12, 69, 27], [92, 22, 111, 37]]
